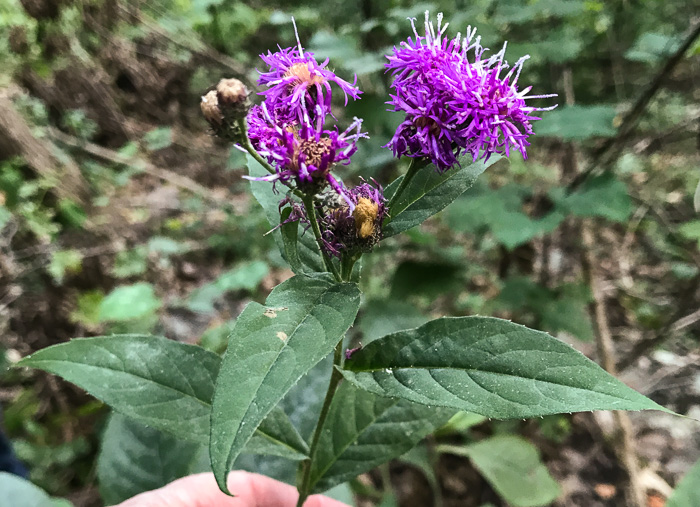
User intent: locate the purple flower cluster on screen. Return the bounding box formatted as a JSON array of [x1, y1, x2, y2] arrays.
[[244, 20, 365, 199], [386, 12, 556, 171], [247, 103, 366, 202]]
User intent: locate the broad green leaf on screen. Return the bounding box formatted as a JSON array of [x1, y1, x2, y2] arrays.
[[253, 405, 310, 459], [666, 457, 700, 507], [307, 381, 454, 492], [439, 436, 560, 507], [187, 261, 269, 313], [446, 183, 564, 250], [342, 317, 668, 418], [18, 335, 218, 441], [383, 156, 500, 237], [0, 472, 69, 507], [536, 105, 617, 140], [551, 173, 633, 223], [98, 413, 201, 505], [210, 274, 361, 493], [626, 32, 681, 63], [247, 155, 324, 273], [18, 335, 309, 458], [98, 283, 162, 322]]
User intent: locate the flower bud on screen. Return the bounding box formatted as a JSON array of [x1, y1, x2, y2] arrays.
[[200, 90, 223, 127], [216, 78, 250, 120]]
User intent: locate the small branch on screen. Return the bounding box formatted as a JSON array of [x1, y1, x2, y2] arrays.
[[567, 19, 700, 193], [48, 128, 234, 211], [618, 307, 700, 371], [582, 223, 646, 507]]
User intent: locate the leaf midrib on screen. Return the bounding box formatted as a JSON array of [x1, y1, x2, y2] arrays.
[[21, 358, 212, 407], [348, 365, 644, 404], [223, 283, 346, 469]]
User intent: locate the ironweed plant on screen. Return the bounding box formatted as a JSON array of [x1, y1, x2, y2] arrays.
[[19, 12, 671, 506]]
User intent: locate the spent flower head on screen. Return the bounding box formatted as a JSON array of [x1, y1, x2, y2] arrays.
[[257, 19, 362, 128], [320, 179, 388, 258], [386, 12, 556, 171]]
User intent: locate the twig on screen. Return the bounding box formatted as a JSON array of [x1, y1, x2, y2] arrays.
[[48, 128, 234, 210], [581, 223, 646, 507], [566, 19, 700, 193], [618, 307, 700, 371]]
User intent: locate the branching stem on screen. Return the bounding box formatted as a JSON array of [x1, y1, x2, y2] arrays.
[[301, 193, 342, 282]]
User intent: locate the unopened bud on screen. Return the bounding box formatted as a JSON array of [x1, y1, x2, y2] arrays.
[[216, 78, 250, 120], [201, 90, 223, 127], [217, 78, 248, 106]]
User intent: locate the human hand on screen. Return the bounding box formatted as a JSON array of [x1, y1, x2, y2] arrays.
[[115, 471, 349, 507]]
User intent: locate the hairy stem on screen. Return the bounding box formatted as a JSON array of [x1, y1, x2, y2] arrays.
[[296, 340, 345, 506], [301, 193, 342, 282]]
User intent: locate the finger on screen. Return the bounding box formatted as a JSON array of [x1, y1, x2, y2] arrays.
[[114, 471, 349, 507]]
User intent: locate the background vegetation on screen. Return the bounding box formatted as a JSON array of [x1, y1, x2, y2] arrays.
[[0, 0, 699, 505]]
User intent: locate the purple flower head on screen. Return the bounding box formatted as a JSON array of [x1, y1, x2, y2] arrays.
[[385, 12, 556, 171], [320, 179, 388, 258], [257, 19, 362, 128], [246, 103, 367, 200]]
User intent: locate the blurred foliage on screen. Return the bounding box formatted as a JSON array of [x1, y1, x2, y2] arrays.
[[0, 0, 698, 504]]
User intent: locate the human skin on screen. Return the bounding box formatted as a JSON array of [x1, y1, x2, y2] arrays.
[[115, 471, 349, 507]]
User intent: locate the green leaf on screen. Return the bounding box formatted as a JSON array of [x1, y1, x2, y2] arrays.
[[666, 457, 700, 507], [0, 472, 69, 507], [144, 127, 173, 151], [187, 261, 269, 314], [17, 335, 308, 458], [111, 247, 148, 278], [307, 381, 454, 492], [341, 317, 668, 418], [251, 405, 310, 460], [19, 335, 218, 442], [384, 156, 500, 237], [626, 32, 681, 63], [98, 283, 162, 322], [439, 436, 560, 507], [552, 173, 633, 223], [247, 155, 324, 273], [210, 274, 361, 493], [97, 413, 201, 505], [536, 105, 618, 140], [48, 249, 83, 285]]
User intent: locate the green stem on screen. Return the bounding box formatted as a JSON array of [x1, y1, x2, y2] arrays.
[[301, 193, 342, 282], [387, 158, 421, 211], [340, 252, 359, 282], [296, 340, 345, 507], [236, 119, 277, 176]]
